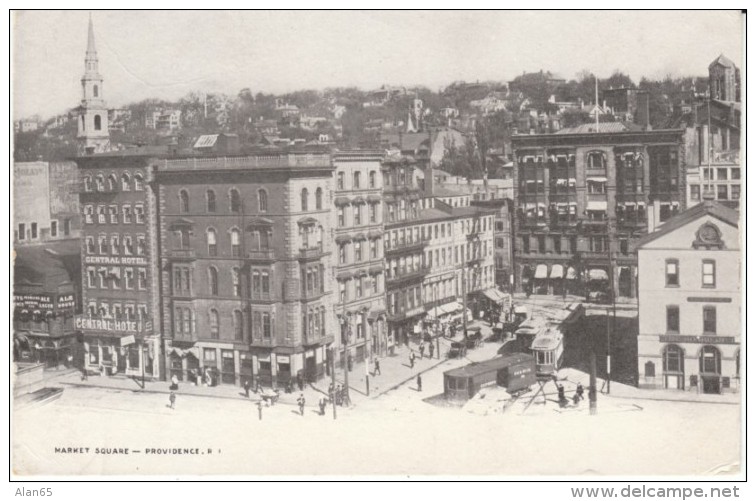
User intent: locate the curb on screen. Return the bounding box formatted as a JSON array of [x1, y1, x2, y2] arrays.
[[371, 357, 449, 397], [604, 392, 741, 406]]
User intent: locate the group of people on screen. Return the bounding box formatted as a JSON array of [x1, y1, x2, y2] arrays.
[[328, 382, 349, 407], [408, 342, 435, 369], [556, 382, 585, 408]]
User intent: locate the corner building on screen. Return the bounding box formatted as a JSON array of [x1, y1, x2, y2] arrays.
[[156, 153, 336, 388], [512, 127, 686, 298]]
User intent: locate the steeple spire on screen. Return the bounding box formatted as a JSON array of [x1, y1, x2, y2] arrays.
[[87, 13, 97, 55]]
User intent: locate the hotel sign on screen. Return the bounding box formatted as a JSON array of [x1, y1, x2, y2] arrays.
[[84, 256, 148, 266], [75, 316, 152, 334], [659, 335, 737, 345]]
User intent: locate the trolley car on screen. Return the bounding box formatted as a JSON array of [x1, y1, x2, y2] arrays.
[[530, 327, 564, 376]]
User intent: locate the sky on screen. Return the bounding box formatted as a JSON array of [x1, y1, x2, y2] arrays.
[[12, 10, 744, 120]]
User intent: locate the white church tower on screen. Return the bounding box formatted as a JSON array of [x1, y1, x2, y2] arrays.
[[77, 14, 110, 155]]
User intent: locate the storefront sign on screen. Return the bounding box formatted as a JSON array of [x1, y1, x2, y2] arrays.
[[14, 293, 55, 310], [659, 335, 736, 345], [120, 334, 136, 347], [75, 315, 152, 334], [84, 256, 148, 266], [57, 293, 76, 310]]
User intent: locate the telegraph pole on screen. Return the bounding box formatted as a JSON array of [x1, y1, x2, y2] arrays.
[[331, 347, 337, 420], [605, 218, 615, 394], [341, 304, 351, 406], [589, 348, 597, 415]]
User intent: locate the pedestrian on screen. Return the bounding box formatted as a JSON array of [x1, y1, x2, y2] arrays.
[[319, 396, 327, 416], [170, 374, 179, 391], [557, 384, 567, 408], [417, 374, 422, 392], [81, 367, 89, 381], [576, 383, 584, 401], [409, 351, 415, 369], [335, 385, 342, 406], [419, 343, 425, 359], [243, 379, 250, 398], [297, 371, 304, 391], [374, 359, 381, 376], [297, 393, 305, 416], [257, 400, 263, 421], [169, 391, 176, 410], [428, 342, 435, 359], [254, 378, 261, 394]]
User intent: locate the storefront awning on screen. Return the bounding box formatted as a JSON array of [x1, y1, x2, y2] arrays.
[[334, 197, 351, 207], [335, 234, 352, 244], [352, 233, 366, 241], [368, 264, 384, 275], [588, 269, 609, 281], [336, 270, 353, 281], [367, 229, 383, 239], [367, 194, 382, 203], [565, 266, 577, 280], [586, 200, 607, 211], [351, 196, 366, 205], [534, 264, 549, 279], [482, 288, 508, 303], [587, 176, 608, 183], [550, 264, 564, 279]]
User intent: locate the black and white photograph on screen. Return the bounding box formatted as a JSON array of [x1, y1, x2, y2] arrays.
[[9, 9, 746, 482]]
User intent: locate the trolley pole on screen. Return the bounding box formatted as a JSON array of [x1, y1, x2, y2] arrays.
[[589, 348, 597, 416], [331, 347, 337, 420]]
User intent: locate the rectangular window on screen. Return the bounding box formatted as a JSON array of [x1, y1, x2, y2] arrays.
[[108, 206, 118, 224], [31, 222, 38, 239], [122, 206, 132, 224], [537, 235, 545, 254], [690, 185, 701, 201], [138, 269, 147, 290], [50, 220, 58, 237], [97, 206, 106, 224], [702, 260, 716, 288], [18, 223, 26, 240], [262, 313, 272, 339], [123, 236, 134, 255], [703, 306, 716, 334], [354, 205, 361, 225], [355, 278, 363, 298], [370, 204, 377, 223], [355, 241, 362, 262], [665, 260, 679, 287], [731, 168, 740, 180], [87, 267, 96, 288], [716, 168, 728, 181], [620, 239, 629, 255], [666, 305, 680, 333], [135, 205, 145, 224], [731, 185, 740, 200], [84, 206, 93, 224], [124, 268, 134, 289], [522, 236, 530, 254], [338, 207, 345, 227]]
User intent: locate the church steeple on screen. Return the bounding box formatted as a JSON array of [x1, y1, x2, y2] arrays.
[[77, 14, 109, 156]]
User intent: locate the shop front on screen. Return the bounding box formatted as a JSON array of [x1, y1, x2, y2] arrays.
[[76, 315, 158, 378]]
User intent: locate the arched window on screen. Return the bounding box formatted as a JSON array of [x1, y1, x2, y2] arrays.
[[230, 228, 241, 257], [230, 189, 241, 213], [93, 84, 99, 98], [232, 268, 241, 297], [209, 309, 219, 339], [354, 171, 361, 189], [315, 187, 323, 210], [207, 228, 217, 256], [233, 310, 243, 341], [179, 190, 189, 213], [107, 174, 117, 191], [133, 173, 144, 191], [369, 171, 377, 188], [208, 267, 218, 296], [94, 115, 102, 131], [663, 345, 684, 373], [301, 188, 309, 211], [83, 176, 92, 192], [258, 189, 268, 212], [120, 173, 131, 191], [95, 175, 105, 191], [206, 190, 216, 212], [699, 346, 721, 374]]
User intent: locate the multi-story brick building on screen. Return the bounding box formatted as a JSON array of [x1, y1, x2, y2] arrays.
[[332, 151, 387, 363], [156, 153, 336, 388], [636, 200, 740, 394], [76, 152, 161, 379], [512, 126, 686, 299]]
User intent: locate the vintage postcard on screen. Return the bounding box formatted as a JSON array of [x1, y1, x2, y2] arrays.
[[10, 9, 745, 478]]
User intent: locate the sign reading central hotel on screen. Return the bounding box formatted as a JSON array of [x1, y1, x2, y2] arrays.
[[84, 256, 149, 266], [75, 316, 151, 334]]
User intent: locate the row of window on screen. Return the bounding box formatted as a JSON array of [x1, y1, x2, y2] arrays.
[[690, 184, 741, 202], [337, 203, 380, 227], [384, 200, 419, 224], [665, 259, 716, 288], [338, 239, 381, 264], [336, 170, 379, 191], [82, 172, 144, 192], [86, 266, 148, 290], [302, 307, 328, 340], [665, 305, 720, 334], [338, 274, 381, 303], [702, 167, 740, 181], [174, 307, 274, 342], [648, 344, 728, 377], [86, 234, 147, 256], [86, 301, 148, 320], [84, 204, 145, 225], [178, 188, 268, 214], [16, 220, 72, 240]]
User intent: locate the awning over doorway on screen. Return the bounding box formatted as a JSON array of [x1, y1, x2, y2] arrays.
[[481, 288, 508, 303], [586, 200, 608, 211], [534, 264, 549, 279], [565, 266, 577, 280], [588, 269, 609, 281], [550, 264, 564, 279]]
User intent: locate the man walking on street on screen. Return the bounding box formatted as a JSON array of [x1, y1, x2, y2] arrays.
[[419, 343, 425, 359], [319, 396, 327, 416], [417, 374, 422, 392], [428, 342, 435, 359], [409, 350, 415, 369], [257, 400, 263, 421], [374, 359, 381, 376], [297, 393, 306, 416], [169, 391, 176, 410], [244, 379, 250, 398]]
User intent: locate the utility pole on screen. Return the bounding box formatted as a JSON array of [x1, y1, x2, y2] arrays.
[[589, 348, 597, 415], [331, 347, 337, 420], [341, 304, 350, 407], [605, 217, 615, 394]]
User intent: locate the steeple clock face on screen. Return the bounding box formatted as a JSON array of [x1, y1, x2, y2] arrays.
[[699, 224, 718, 243]]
